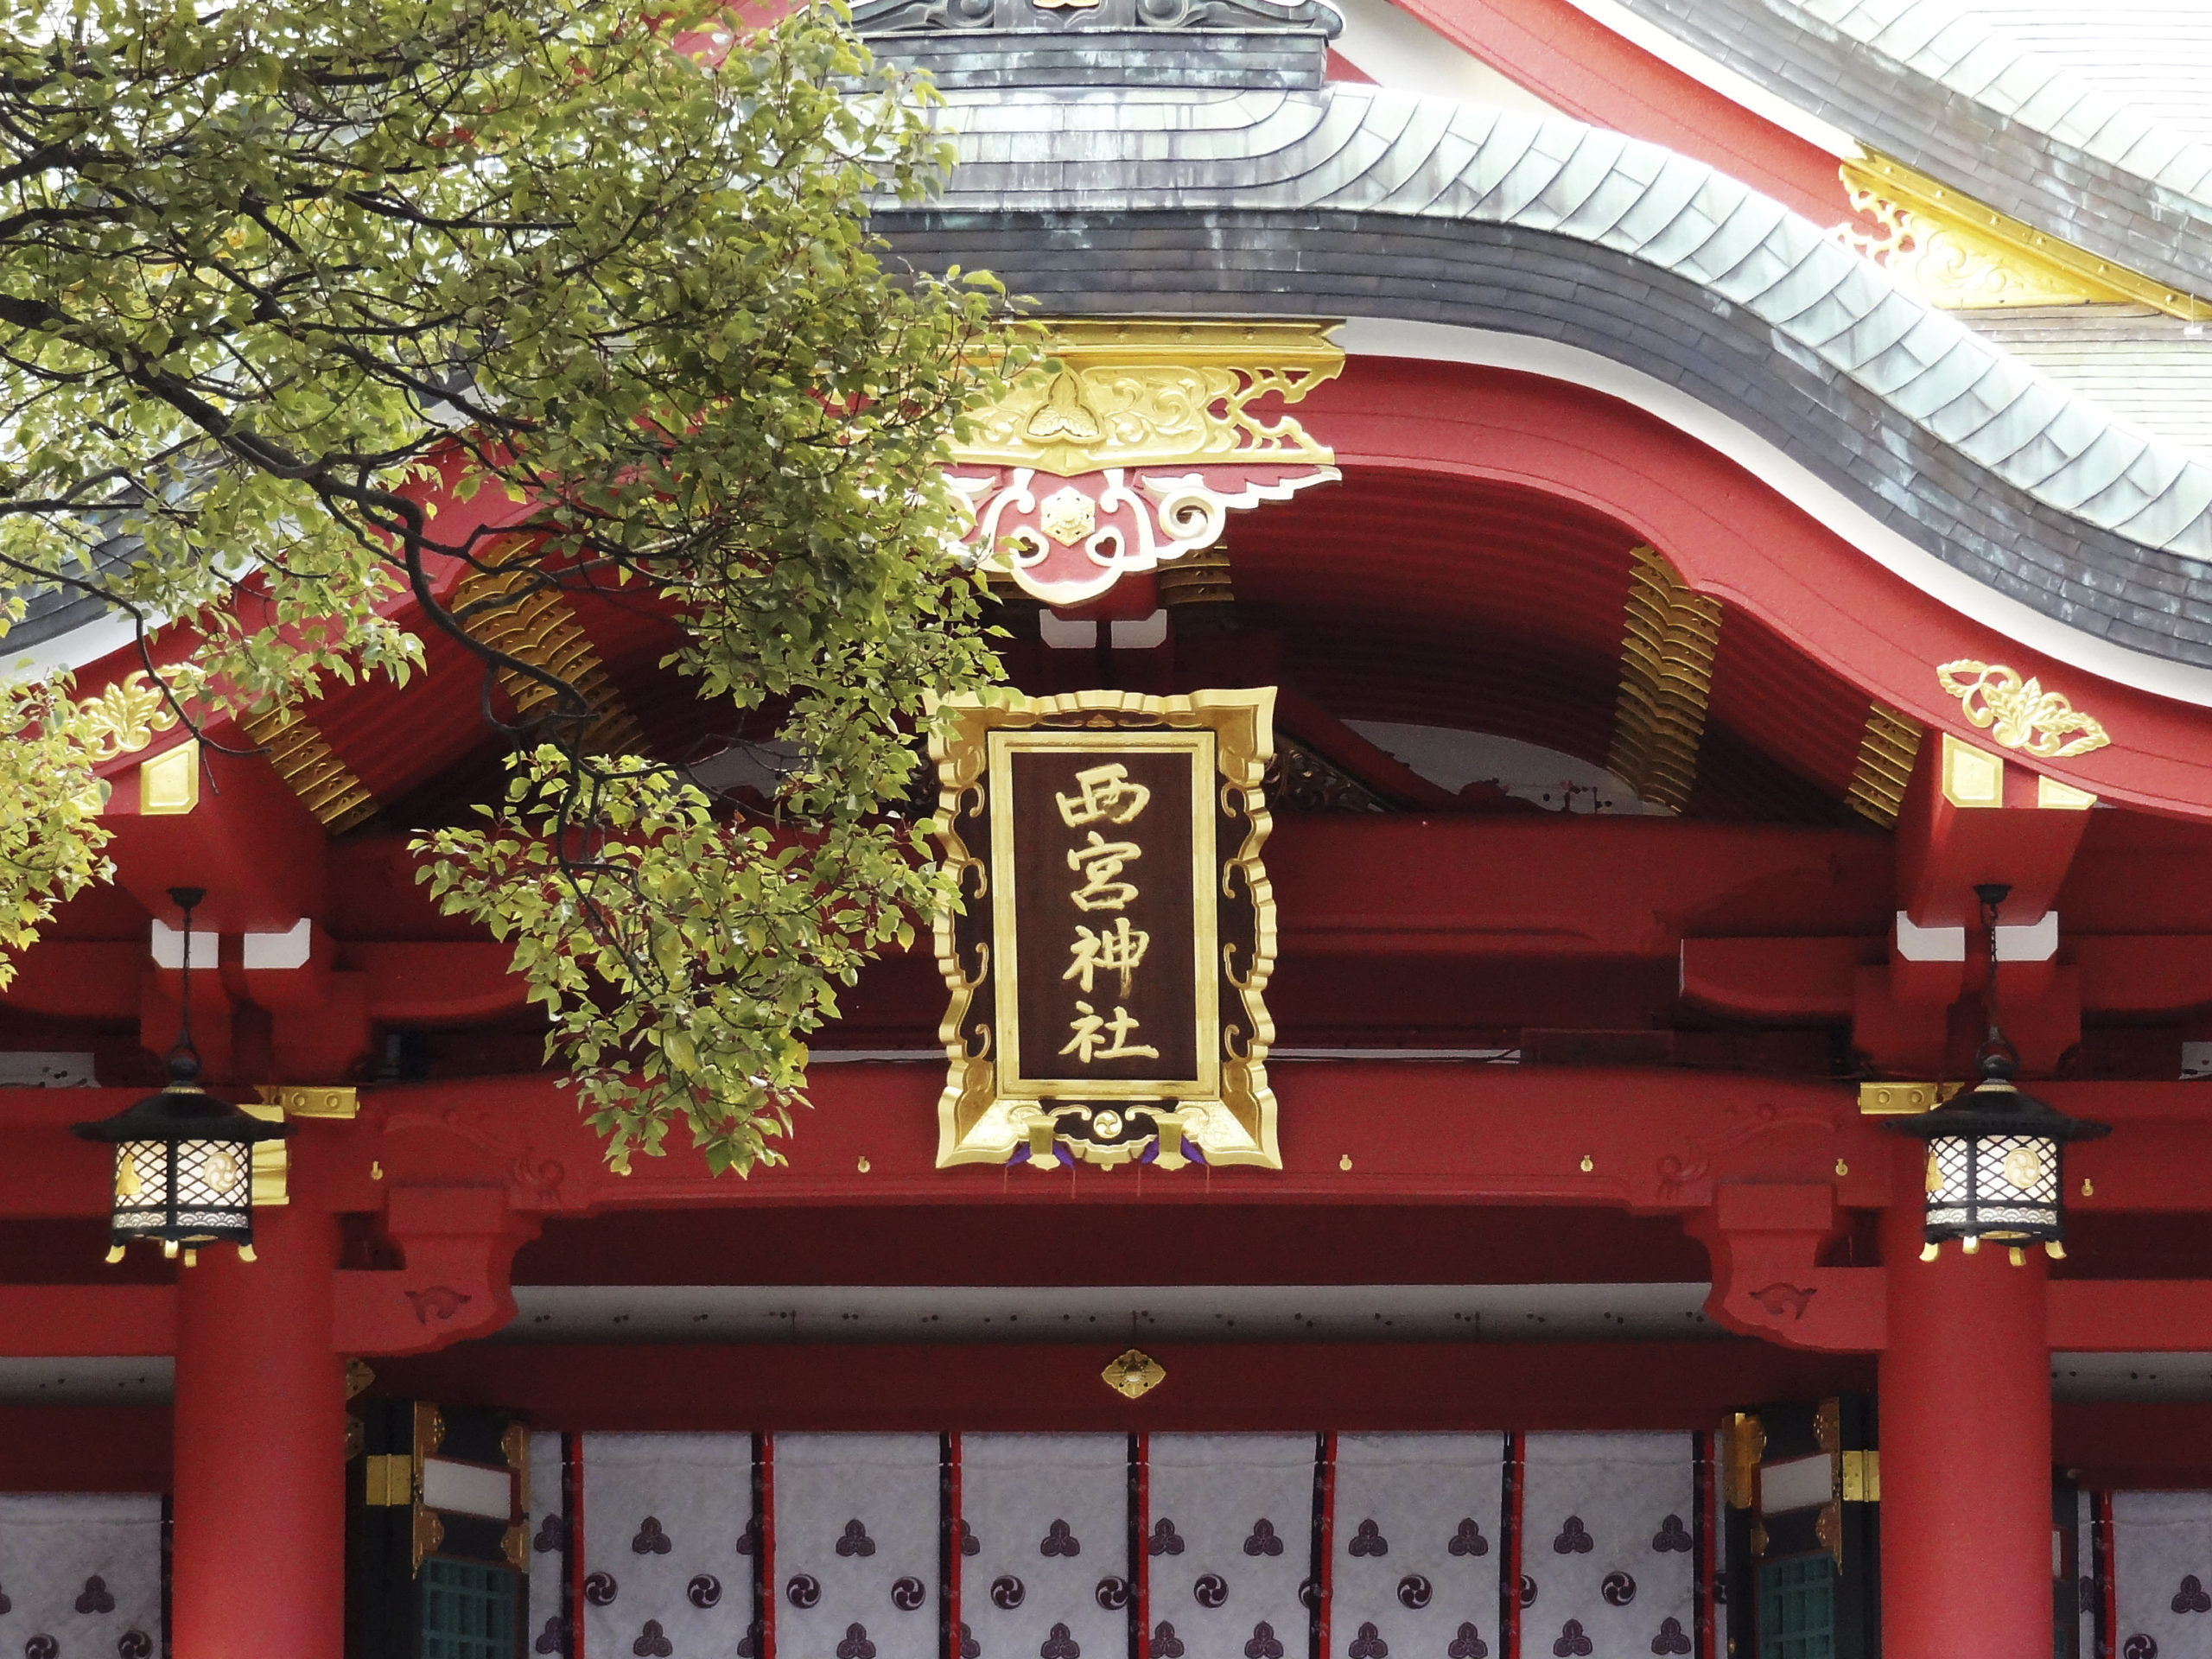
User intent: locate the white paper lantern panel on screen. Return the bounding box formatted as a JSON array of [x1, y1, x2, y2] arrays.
[[1518, 1433, 1696, 1659], [0, 1492, 163, 1659], [1146, 1433, 1315, 1659], [581, 1432, 755, 1659], [774, 1433, 942, 1659], [1332, 1433, 1505, 1659], [963, 1433, 1133, 1659]]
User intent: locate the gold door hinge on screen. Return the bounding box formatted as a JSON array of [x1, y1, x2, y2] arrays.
[[1840, 1449, 1880, 1503], [1720, 1412, 1764, 1510], [362, 1453, 412, 1506]]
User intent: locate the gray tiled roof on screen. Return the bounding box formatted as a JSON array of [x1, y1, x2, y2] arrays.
[[1586, 0, 2212, 303], [877, 80, 2212, 666], [1961, 306, 2212, 465]]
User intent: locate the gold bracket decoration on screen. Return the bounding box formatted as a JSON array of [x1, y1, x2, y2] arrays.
[[1834, 153, 2212, 319], [256, 1084, 360, 1119], [238, 1086, 360, 1208], [1719, 1412, 1764, 1511], [930, 688, 1278, 1173], [947, 320, 1344, 607], [1936, 661, 2110, 759]]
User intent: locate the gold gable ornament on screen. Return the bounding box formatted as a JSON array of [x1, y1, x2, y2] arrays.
[[947, 320, 1343, 607], [1834, 152, 2212, 320]]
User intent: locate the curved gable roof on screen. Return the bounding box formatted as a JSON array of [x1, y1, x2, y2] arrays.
[[876, 75, 2212, 683], [1580, 0, 2212, 303]]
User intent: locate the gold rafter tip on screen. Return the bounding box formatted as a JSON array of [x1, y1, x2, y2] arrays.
[[1937, 661, 2109, 759], [1103, 1347, 1166, 1400], [1609, 545, 1720, 813], [1844, 702, 1923, 829], [1858, 1080, 1965, 1116], [255, 1084, 359, 1119]]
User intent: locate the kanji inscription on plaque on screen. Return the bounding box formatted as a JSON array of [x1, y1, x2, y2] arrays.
[[929, 690, 1278, 1171]]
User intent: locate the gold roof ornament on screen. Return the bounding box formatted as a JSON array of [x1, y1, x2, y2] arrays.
[[1834, 153, 2212, 320]]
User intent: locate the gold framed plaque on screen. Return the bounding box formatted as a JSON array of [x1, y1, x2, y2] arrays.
[[929, 689, 1279, 1170]]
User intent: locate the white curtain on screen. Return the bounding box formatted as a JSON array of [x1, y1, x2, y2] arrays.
[[1147, 1433, 1315, 1659], [578, 1432, 755, 1659], [1332, 1433, 1505, 1659], [1518, 1434, 1696, 1659], [773, 1433, 941, 1659], [963, 1433, 1131, 1659], [0, 1493, 162, 1659], [2111, 1491, 2212, 1659]]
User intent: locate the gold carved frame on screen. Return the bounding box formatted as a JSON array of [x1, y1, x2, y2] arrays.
[[930, 689, 1279, 1171]]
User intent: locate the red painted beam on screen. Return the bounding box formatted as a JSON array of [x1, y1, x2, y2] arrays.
[[355, 941, 529, 1023], [367, 1338, 1873, 1433], [0, 1286, 175, 1356], [3, 1073, 2209, 1221], [2049, 1281, 2212, 1353], [1894, 733, 2093, 928], [102, 736, 328, 936], [2056, 1403, 2212, 1490], [0, 1406, 171, 1491], [1679, 938, 1866, 1019]]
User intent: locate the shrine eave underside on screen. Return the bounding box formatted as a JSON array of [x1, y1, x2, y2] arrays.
[[868, 80, 2212, 699]]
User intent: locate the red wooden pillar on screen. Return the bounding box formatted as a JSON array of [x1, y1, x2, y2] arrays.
[[1878, 1158, 2052, 1659], [173, 1196, 344, 1659]]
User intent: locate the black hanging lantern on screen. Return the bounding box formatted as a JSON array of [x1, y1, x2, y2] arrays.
[[1886, 885, 2107, 1263], [71, 888, 292, 1265]]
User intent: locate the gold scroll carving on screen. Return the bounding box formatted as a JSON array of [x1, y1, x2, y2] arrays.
[[951, 319, 1343, 476], [77, 671, 182, 761], [1936, 660, 2110, 759]]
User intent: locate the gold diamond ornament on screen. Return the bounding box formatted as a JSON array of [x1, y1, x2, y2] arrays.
[[1103, 1347, 1166, 1400]]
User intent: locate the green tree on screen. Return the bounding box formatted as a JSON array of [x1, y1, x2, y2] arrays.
[[0, 0, 1029, 1171]]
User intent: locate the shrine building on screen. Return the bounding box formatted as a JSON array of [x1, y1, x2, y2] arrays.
[[8, 3, 2212, 1657]]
